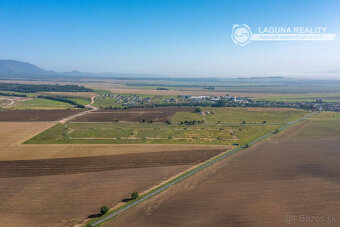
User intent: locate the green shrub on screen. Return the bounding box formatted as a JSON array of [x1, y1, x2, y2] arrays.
[[100, 206, 109, 215], [131, 192, 139, 200], [194, 107, 203, 113]]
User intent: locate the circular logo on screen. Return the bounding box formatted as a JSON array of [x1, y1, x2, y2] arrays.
[[284, 215, 296, 224], [231, 24, 252, 46]]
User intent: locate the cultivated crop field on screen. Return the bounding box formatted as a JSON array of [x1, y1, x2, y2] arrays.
[[25, 107, 307, 145], [13, 97, 74, 109], [204, 107, 308, 124], [105, 114, 340, 227], [25, 122, 281, 145]]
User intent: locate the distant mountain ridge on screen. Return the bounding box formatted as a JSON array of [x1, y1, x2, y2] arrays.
[[0, 59, 293, 80], [0, 60, 55, 76], [0, 59, 155, 79]]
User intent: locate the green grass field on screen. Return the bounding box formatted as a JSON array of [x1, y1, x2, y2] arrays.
[[25, 122, 280, 145], [171, 111, 204, 123], [12, 98, 74, 109], [203, 107, 307, 124], [92, 96, 122, 108], [24, 107, 308, 145], [68, 98, 90, 106], [294, 117, 340, 139], [308, 111, 340, 119]]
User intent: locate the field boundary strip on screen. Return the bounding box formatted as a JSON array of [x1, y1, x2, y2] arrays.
[[85, 111, 318, 227]]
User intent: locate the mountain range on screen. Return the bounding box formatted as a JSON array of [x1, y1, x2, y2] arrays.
[[0, 60, 55, 76], [0, 60, 154, 79]]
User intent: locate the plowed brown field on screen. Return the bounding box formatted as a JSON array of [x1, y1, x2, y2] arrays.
[[0, 149, 224, 178], [0, 110, 83, 121], [0, 122, 229, 226], [0, 165, 192, 227], [71, 107, 193, 122]]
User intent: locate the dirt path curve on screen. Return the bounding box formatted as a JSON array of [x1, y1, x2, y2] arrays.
[[0, 97, 32, 107], [59, 95, 97, 123], [0, 97, 17, 106]]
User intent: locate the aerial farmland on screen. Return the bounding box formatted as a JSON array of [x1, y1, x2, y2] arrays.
[[1, 1, 340, 226]]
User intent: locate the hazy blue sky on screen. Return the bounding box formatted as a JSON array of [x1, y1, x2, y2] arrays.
[[0, 0, 339, 78]]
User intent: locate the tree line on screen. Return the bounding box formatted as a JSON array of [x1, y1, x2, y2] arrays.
[[0, 83, 93, 93], [37, 95, 85, 108], [0, 92, 27, 97]]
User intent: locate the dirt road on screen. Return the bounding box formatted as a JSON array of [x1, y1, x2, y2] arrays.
[[59, 95, 97, 123]]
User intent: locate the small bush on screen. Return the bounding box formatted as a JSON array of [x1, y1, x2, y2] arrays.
[[100, 206, 109, 215], [194, 107, 203, 113], [131, 191, 139, 200]]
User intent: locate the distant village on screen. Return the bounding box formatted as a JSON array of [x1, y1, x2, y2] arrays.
[[97, 93, 251, 108], [97, 93, 340, 112]]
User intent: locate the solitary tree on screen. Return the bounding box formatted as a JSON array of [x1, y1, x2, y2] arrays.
[[131, 191, 139, 200], [242, 120, 246, 124], [100, 206, 109, 215], [194, 107, 203, 113], [263, 120, 266, 124]]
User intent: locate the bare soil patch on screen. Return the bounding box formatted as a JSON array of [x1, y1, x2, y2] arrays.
[[0, 109, 83, 121], [0, 165, 191, 227], [71, 107, 193, 122], [106, 121, 340, 227], [0, 122, 228, 226]]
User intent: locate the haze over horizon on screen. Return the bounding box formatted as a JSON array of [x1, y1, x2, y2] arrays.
[[0, 0, 339, 78]]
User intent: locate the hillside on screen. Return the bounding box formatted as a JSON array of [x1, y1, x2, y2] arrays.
[[0, 60, 53, 76]]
